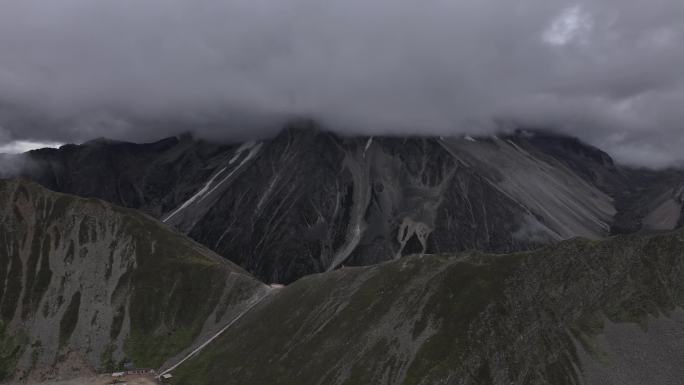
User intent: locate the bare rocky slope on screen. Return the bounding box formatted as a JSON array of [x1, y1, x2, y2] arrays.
[[0, 179, 268, 383], [9, 123, 684, 283], [1, 166, 683, 385], [170, 228, 684, 385]]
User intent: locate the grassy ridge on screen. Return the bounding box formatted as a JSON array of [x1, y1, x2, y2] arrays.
[[172, 231, 684, 385], [0, 179, 265, 379]]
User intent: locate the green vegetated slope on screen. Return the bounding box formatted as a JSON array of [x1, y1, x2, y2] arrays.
[[173, 230, 684, 385], [0, 179, 268, 382]]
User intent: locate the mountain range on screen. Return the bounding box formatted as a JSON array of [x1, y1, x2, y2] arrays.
[[9, 123, 684, 283], [1, 123, 684, 384]]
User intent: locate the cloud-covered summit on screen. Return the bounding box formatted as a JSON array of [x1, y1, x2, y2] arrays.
[[0, 0, 683, 167]]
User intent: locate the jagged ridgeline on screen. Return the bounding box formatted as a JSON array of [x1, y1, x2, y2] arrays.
[[16, 126, 684, 284], [0, 179, 267, 382], [171, 230, 684, 385]]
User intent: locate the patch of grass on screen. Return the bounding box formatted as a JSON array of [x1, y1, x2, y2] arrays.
[[32, 235, 53, 313], [30, 341, 43, 370], [100, 344, 118, 372], [171, 255, 517, 385], [110, 305, 126, 339], [1, 245, 23, 322], [120, 215, 236, 368], [0, 321, 25, 381], [404, 256, 521, 384], [122, 261, 228, 368], [59, 291, 81, 346], [125, 328, 198, 369], [342, 338, 393, 385]]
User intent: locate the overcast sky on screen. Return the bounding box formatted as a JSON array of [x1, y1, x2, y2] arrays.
[[0, 0, 683, 167]]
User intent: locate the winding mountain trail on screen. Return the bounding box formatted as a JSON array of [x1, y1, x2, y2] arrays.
[[157, 287, 280, 378]]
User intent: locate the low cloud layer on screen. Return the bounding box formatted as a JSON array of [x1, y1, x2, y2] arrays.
[[0, 0, 683, 167]]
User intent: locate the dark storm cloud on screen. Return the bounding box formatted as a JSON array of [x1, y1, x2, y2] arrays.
[[0, 0, 683, 167]]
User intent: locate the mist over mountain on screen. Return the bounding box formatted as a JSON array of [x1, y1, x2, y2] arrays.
[[2, 1, 684, 384], [1, 0, 684, 167], [6, 125, 683, 284]]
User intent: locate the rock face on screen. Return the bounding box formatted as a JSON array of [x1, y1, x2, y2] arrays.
[[2, 140, 684, 385], [171, 229, 684, 385], [12, 124, 684, 283], [0, 179, 268, 383]]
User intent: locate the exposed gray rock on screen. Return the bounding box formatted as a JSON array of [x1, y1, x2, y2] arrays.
[[11, 125, 684, 283]]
